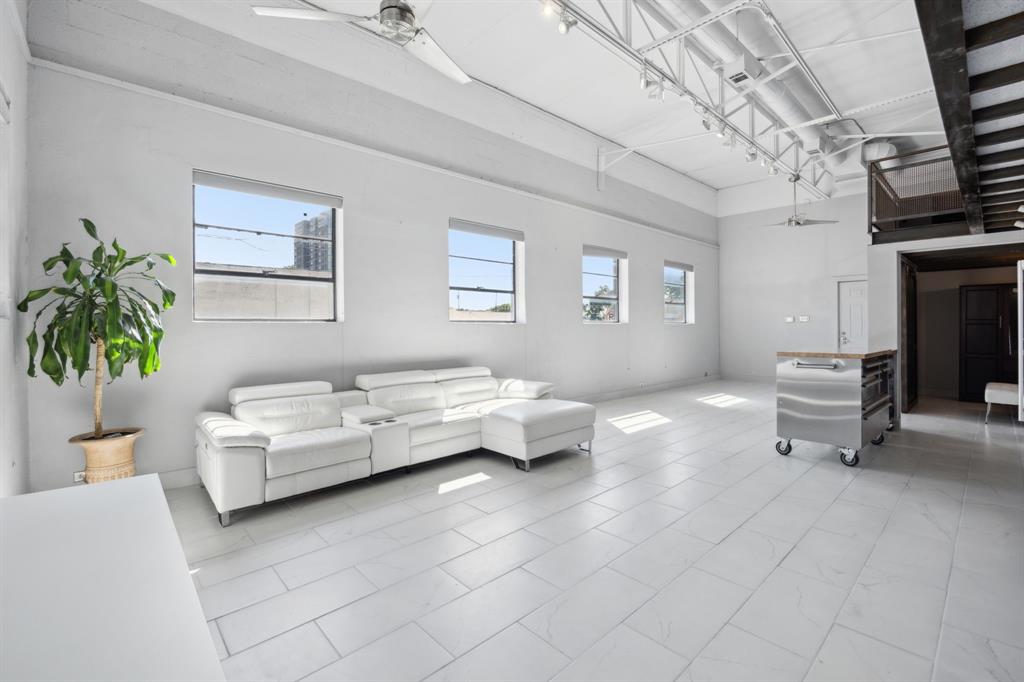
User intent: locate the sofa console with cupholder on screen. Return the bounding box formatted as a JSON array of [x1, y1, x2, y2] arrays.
[[195, 367, 595, 525]]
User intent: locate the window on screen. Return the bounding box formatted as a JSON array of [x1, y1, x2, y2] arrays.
[[448, 220, 524, 322], [664, 261, 690, 322], [582, 245, 627, 322], [192, 171, 341, 321]]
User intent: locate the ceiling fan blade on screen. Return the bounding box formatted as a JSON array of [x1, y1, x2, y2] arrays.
[[251, 6, 364, 22], [404, 28, 472, 84]]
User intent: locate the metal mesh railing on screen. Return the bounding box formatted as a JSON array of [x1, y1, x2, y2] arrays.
[[870, 147, 963, 230]]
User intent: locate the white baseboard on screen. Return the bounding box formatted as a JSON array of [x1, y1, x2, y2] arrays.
[[568, 374, 721, 404], [158, 466, 200, 490]]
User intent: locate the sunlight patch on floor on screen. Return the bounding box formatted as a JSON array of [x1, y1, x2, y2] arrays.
[[437, 472, 491, 495], [608, 410, 671, 434], [697, 393, 748, 408]]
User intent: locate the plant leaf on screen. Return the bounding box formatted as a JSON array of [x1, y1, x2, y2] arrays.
[[26, 329, 38, 378], [81, 218, 99, 240], [156, 253, 177, 266], [112, 239, 127, 265], [16, 288, 54, 313], [62, 259, 82, 285]]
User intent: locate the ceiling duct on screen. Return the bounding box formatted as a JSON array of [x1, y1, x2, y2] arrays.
[[645, 0, 857, 175]]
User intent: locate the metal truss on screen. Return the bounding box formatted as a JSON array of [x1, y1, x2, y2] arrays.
[[560, 0, 885, 201]]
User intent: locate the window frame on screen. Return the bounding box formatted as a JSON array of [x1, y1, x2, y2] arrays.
[[582, 245, 626, 324], [663, 260, 694, 325], [447, 219, 523, 324], [191, 171, 341, 323]]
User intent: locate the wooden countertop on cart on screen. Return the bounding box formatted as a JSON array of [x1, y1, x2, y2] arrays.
[[777, 349, 897, 360]]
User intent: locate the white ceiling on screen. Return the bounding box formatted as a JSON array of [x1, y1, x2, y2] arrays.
[[142, 0, 943, 194]]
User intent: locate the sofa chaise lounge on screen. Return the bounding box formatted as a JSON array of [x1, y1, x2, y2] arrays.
[[195, 367, 595, 525]]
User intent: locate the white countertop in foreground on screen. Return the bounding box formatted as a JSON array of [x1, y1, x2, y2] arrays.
[[0, 475, 224, 681]]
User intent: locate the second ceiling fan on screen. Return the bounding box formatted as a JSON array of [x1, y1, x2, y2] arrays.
[[251, 0, 472, 84]]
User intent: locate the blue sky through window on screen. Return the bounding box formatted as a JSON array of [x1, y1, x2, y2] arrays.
[[193, 184, 333, 269]]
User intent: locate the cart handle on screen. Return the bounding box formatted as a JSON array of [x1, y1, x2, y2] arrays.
[[792, 360, 838, 370]]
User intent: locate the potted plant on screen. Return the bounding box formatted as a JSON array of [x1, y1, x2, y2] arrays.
[[18, 219, 176, 483]]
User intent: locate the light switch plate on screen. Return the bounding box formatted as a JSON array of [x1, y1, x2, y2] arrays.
[[798, 315, 810, 323]]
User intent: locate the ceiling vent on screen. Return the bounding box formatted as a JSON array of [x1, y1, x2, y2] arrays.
[[724, 54, 763, 86]]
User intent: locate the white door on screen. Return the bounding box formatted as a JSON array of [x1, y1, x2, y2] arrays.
[[839, 280, 868, 353], [1018, 261, 1023, 422]]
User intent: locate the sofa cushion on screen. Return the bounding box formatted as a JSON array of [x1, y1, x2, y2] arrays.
[[368, 383, 446, 416], [432, 367, 491, 382], [398, 409, 481, 446], [483, 399, 596, 442], [453, 398, 530, 415], [233, 394, 341, 437], [265, 427, 370, 478], [496, 378, 555, 400], [229, 381, 332, 406], [985, 382, 1019, 406], [441, 377, 500, 407], [355, 370, 435, 391]]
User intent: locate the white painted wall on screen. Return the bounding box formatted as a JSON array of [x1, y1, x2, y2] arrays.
[[917, 267, 1017, 400], [26, 65, 720, 492], [717, 194, 869, 380], [0, 0, 30, 497]]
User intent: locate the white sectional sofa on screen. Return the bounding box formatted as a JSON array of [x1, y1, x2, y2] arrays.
[[196, 367, 595, 525]]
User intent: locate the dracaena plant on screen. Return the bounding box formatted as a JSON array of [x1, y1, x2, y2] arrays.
[[17, 219, 176, 439]]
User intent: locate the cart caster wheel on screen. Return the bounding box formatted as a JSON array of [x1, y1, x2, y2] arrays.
[[871, 433, 885, 446], [775, 440, 792, 456], [886, 422, 895, 432], [840, 449, 860, 467]]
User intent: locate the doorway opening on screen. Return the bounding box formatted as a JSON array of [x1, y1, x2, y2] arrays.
[[899, 243, 1024, 413]]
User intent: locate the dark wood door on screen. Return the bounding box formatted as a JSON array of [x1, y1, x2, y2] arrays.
[[901, 258, 918, 411], [960, 284, 1016, 402]]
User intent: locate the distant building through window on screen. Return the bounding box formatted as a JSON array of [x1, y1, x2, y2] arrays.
[[192, 171, 341, 321], [582, 245, 627, 323]]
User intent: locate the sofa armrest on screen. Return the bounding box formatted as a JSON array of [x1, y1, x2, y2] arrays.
[[196, 412, 270, 449], [496, 378, 555, 400], [341, 405, 396, 425]]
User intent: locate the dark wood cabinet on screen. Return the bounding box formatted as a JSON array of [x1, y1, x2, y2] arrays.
[[959, 284, 1018, 402]]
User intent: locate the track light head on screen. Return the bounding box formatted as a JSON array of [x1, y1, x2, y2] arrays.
[[640, 71, 650, 90], [721, 132, 735, 148], [1018, 205, 1024, 213], [744, 147, 757, 163], [557, 12, 577, 34], [693, 102, 706, 116], [767, 162, 779, 176], [1015, 220, 1024, 228], [715, 121, 727, 138], [759, 156, 768, 168], [701, 116, 712, 131]]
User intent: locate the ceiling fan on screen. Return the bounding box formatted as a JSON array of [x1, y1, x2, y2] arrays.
[[251, 0, 472, 84], [766, 174, 839, 227]]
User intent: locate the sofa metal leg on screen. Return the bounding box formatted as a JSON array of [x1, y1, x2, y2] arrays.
[[511, 457, 530, 472], [578, 441, 592, 455], [985, 403, 992, 424], [219, 511, 231, 527]]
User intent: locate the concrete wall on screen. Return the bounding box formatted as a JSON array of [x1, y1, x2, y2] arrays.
[[917, 267, 1017, 400], [0, 0, 30, 497], [718, 193, 869, 380], [26, 64, 720, 492]]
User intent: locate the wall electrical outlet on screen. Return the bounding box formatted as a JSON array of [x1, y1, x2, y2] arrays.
[[73, 471, 86, 483]]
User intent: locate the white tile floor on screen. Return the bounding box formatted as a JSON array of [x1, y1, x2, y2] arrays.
[[168, 381, 1024, 682]]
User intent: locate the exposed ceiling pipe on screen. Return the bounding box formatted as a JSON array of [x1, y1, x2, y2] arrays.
[[661, 0, 852, 168]]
